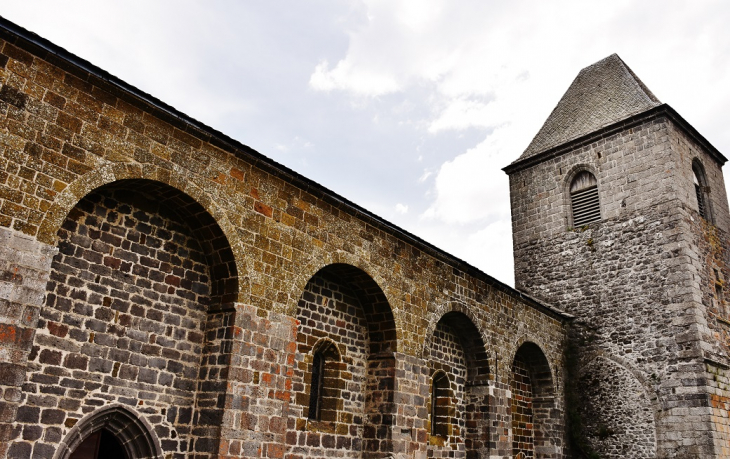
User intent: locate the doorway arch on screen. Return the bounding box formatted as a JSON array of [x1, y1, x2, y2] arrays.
[[54, 405, 162, 459]]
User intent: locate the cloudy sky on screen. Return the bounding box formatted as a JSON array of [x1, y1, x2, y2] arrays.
[[5, 1, 730, 286]]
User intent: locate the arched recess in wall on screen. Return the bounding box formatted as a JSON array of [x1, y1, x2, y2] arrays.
[[423, 310, 491, 457], [284, 251, 405, 348], [37, 163, 247, 300], [290, 263, 398, 458], [576, 355, 657, 458], [510, 341, 559, 459], [21, 179, 238, 456], [53, 404, 162, 459]]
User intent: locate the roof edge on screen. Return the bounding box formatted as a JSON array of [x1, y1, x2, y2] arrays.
[[516, 54, 662, 162], [504, 104, 727, 175], [0, 16, 572, 323]]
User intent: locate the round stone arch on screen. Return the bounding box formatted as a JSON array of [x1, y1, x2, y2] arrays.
[[575, 353, 658, 458], [311, 336, 344, 361], [509, 337, 562, 459], [288, 254, 401, 456], [563, 163, 600, 195], [53, 404, 163, 459], [508, 334, 558, 393], [420, 301, 491, 362], [579, 351, 661, 412], [422, 303, 493, 457], [691, 156, 714, 222], [283, 250, 403, 353], [37, 162, 248, 301]]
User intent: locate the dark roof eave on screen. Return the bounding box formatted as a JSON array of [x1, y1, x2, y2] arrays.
[[0, 16, 573, 323], [503, 104, 727, 175]]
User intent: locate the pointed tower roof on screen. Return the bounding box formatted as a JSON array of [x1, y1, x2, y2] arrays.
[[516, 54, 661, 162]]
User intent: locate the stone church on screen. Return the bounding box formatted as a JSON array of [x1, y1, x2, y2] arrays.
[[0, 16, 727, 459]]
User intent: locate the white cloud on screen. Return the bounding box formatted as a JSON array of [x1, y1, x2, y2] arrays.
[[310, 59, 400, 96], [464, 219, 514, 285], [7, 0, 730, 289], [418, 170, 432, 183], [421, 124, 515, 225], [428, 98, 496, 133]]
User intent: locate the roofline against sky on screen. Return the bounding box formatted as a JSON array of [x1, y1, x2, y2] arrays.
[[503, 104, 728, 175], [0, 15, 573, 322]]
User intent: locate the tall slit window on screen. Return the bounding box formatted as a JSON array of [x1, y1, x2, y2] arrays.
[[308, 351, 325, 420], [570, 171, 600, 226], [431, 371, 451, 437], [693, 160, 711, 222]]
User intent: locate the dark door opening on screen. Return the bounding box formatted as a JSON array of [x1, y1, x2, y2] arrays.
[[69, 429, 127, 459]]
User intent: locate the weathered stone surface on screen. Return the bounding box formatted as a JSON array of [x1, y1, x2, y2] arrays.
[[507, 56, 730, 457], [0, 17, 568, 459]]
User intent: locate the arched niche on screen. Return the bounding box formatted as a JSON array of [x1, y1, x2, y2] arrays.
[[24, 179, 239, 455], [510, 341, 559, 459], [290, 263, 397, 458], [424, 310, 491, 457], [692, 158, 713, 222]]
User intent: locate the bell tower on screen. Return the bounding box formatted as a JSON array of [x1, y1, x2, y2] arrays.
[[504, 54, 730, 458]]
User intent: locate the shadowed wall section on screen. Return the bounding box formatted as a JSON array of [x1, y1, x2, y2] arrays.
[[511, 342, 559, 459], [288, 264, 397, 459], [425, 311, 491, 459], [8, 180, 237, 457]]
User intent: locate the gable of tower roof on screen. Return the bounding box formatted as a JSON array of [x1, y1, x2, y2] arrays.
[[515, 54, 662, 162]]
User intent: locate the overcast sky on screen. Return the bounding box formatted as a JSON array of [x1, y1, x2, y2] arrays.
[[5, 1, 730, 286]]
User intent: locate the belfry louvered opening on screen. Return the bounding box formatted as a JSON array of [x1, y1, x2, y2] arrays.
[[570, 171, 600, 227]]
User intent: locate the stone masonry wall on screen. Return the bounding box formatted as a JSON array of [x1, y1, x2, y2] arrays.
[[509, 343, 561, 459], [509, 115, 729, 457], [575, 356, 656, 457], [427, 321, 467, 458], [684, 204, 730, 454], [510, 355, 534, 459], [7, 184, 232, 458], [0, 226, 57, 459], [289, 271, 369, 458], [0, 24, 570, 459], [425, 312, 492, 459]]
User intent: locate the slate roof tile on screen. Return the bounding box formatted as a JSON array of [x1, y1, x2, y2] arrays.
[[516, 54, 661, 162]]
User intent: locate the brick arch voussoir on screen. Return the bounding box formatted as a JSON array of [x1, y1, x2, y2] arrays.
[[53, 404, 163, 459], [579, 351, 662, 418], [509, 335, 556, 396], [311, 336, 344, 361], [37, 164, 248, 300], [564, 163, 600, 191], [284, 250, 402, 353], [421, 301, 490, 361]]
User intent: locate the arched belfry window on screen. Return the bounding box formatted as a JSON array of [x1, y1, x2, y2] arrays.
[[570, 171, 600, 226], [693, 160, 711, 222]]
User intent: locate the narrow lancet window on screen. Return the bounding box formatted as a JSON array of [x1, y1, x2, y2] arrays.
[[431, 371, 451, 437], [308, 351, 325, 420]]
